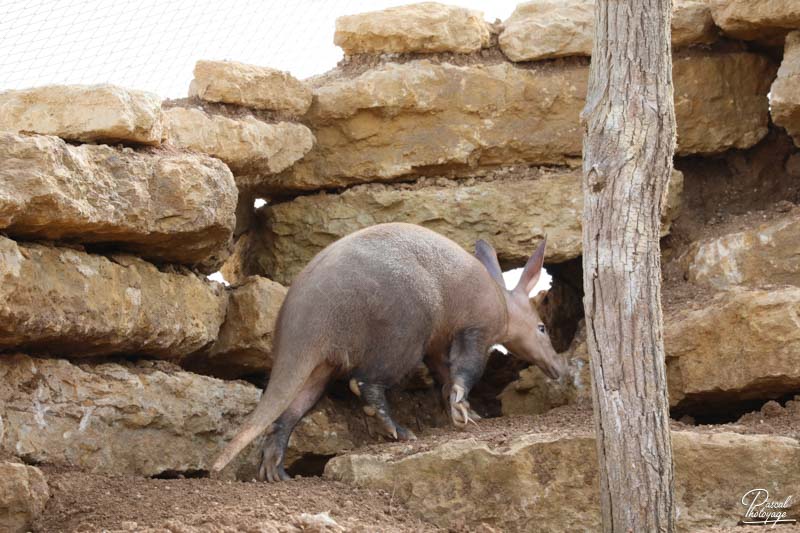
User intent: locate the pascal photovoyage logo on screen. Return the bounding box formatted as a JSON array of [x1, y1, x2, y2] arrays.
[[739, 488, 796, 527]]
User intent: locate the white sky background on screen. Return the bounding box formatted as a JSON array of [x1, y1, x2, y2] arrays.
[[1, 0, 522, 97]]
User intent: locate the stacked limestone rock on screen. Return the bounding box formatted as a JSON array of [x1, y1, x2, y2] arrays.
[[501, 0, 800, 423], [0, 71, 332, 530], [259, 2, 800, 531]]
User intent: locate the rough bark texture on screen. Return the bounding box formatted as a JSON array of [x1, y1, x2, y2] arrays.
[[581, 1, 676, 531]]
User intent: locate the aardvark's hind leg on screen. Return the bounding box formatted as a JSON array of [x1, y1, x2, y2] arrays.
[[258, 363, 333, 482], [350, 380, 417, 441]]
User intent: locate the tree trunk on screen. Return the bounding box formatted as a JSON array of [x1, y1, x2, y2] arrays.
[[581, 0, 676, 531]]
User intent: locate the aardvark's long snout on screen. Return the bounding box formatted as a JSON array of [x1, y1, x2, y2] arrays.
[[542, 355, 567, 380]]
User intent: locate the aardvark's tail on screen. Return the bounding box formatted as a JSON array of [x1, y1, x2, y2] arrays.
[[211, 354, 315, 472]]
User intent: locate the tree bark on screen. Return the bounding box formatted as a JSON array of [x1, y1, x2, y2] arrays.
[[581, 1, 676, 532]]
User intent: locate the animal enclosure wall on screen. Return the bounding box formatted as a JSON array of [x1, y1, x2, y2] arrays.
[[2, 1, 800, 531]]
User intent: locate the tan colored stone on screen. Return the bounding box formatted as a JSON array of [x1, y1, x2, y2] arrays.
[[506, 286, 800, 413], [191, 276, 287, 379], [0, 132, 236, 269], [0, 237, 227, 359], [326, 429, 800, 531], [191, 60, 312, 116], [666, 287, 800, 408], [0, 355, 440, 479], [163, 106, 313, 176], [710, 0, 800, 42], [253, 169, 682, 285], [687, 208, 800, 289], [672, 0, 719, 48], [499, 0, 594, 61], [499, 0, 716, 62], [0, 84, 162, 145], [673, 51, 775, 155], [771, 31, 800, 146], [334, 2, 491, 55], [0, 462, 49, 533], [270, 52, 771, 192]]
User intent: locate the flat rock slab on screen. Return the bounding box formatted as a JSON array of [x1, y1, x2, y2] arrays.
[[0, 355, 443, 479], [0, 462, 49, 533], [0, 236, 227, 359], [0, 132, 236, 270], [188, 276, 287, 379], [326, 429, 800, 531], [334, 2, 491, 55], [248, 169, 682, 285], [499, 0, 716, 62], [270, 51, 772, 192], [163, 106, 314, 176], [190, 60, 312, 116], [771, 31, 800, 147], [687, 207, 800, 289], [666, 286, 800, 408], [710, 0, 800, 42], [0, 84, 163, 145]]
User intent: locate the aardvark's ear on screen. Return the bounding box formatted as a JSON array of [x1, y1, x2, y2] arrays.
[[515, 237, 547, 295], [475, 239, 504, 288]]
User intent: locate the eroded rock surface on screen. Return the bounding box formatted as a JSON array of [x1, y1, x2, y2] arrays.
[[0, 84, 163, 144], [686, 208, 800, 289], [270, 52, 771, 192], [164, 106, 313, 176], [0, 355, 450, 479], [710, 0, 800, 42], [666, 286, 800, 408], [251, 169, 682, 285], [190, 276, 287, 379], [325, 428, 800, 531], [0, 237, 227, 359], [771, 31, 800, 147], [499, 0, 716, 62], [0, 462, 49, 533], [0, 132, 236, 269], [190, 60, 312, 116], [334, 2, 491, 55]]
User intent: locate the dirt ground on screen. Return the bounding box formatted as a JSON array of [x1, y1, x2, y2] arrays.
[[31, 400, 800, 532], [35, 470, 439, 533]]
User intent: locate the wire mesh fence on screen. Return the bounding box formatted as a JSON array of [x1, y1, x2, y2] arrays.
[[1, 0, 517, 98]]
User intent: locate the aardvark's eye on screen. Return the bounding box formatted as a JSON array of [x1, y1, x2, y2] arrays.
[[537, 324, 546, 333]]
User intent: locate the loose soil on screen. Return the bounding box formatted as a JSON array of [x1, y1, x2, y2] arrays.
[[32, 400, 800, 532]]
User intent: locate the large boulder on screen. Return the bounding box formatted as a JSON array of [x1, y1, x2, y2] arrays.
[[245, 169, 682, 285], [666, 286, 800, 408], [770, 31, 800, 147], [0, 355, 446, 479], [190, 60, 312, 116], [686, 208, 800, 289], [499, 0, 716, 62], [269, 51, 772, 192], [189, 276, 287, 379], [0, 462, 49, 533], [0, 84, 163, 145], [709, 0, 800, 42], [0, 132, 236, 269], [672, 51, 774, 155], [163, 106, 314, 177], [326, 428, 800, 531], [334, 2, 491, 55], [0, 236, 227, 359]]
